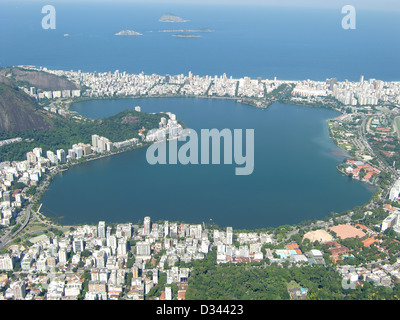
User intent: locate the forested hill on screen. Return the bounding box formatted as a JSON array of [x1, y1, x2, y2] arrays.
[[0, 67, 173, 162], [0, 109, 168, 162]]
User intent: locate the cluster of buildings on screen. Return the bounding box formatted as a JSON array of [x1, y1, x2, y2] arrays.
[[0, 215, 322, 300], [1, 212, 400, 299], [341, 159, 381, 184], [381, 204, 400, 234], [305, 222, 400, 288], [0, 217, 220, 300], [291, 76, 400, 107], [0, 160, 34, 226], [42, 106, 69, 118], [291, 80, 329, 98], [339, 263, 400, 288], [17, 66, 400, 109], [0, 138, 22, 147], [389, 179, 400, 203], [35, 67, 286, 100], [21, 86, 81, 101], [145, 112, 183, 142]]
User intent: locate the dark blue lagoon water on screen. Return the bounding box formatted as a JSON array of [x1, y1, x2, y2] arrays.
[[40, 98, 375, 228]]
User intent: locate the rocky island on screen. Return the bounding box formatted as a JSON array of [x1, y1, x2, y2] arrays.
[[172, 33, 201, 38], [159, 13, 189, 23], [115, 30, 143, 36], [159, 28, 214, 33]]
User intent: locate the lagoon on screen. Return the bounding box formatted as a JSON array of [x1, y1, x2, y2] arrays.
[[40, 98, 375, 229]]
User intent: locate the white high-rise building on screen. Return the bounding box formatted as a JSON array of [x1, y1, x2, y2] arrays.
[[0, 254, 13, 271], [33, 147, 42, 158], [58, 248, 68, 264], [57, 149, 66, 164], [73, 146, 83, 159], [73, 238, 84, 253], [46, 150, 58, 165], [68, 149, 76, 160], [98, 221, 106, 239], [165, 286, 172, 300], [117, 238, 127, 256], [107, 235, 117, 253], [92, 135, 99, 149], [136, 242, 151, 256], [164, 221, 169, 237], [226, 227, 233, 245], [26, 152, 37, 163], [143, 216, 151, 235], [11, 281, 26, 300]]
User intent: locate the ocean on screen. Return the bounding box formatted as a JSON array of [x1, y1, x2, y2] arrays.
[[0, 1, 399, 81], [1, 1, 393, 228]]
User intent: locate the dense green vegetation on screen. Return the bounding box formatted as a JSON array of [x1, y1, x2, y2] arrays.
[[0, 109, 168, 161], [184, 248, 400, 300], [266, 83, 294, 101]]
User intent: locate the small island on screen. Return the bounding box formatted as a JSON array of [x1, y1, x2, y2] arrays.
[[115, 30, 143, 36], [159, 28, 214, 33], [172, 33, 201, 38], [159, 13, 189, 23]]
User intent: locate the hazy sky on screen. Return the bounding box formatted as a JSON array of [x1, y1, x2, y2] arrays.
[[102, 0, 398, 11], [9, 0, 400, 11]]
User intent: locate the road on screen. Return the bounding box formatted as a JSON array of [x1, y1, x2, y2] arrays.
[[0, 169, 67, 250], [358, 115, 399, 200], [0, 204, 32, 250]]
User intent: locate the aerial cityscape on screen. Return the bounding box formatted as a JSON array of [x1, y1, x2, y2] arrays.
[[0, 0, 400, 309]]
